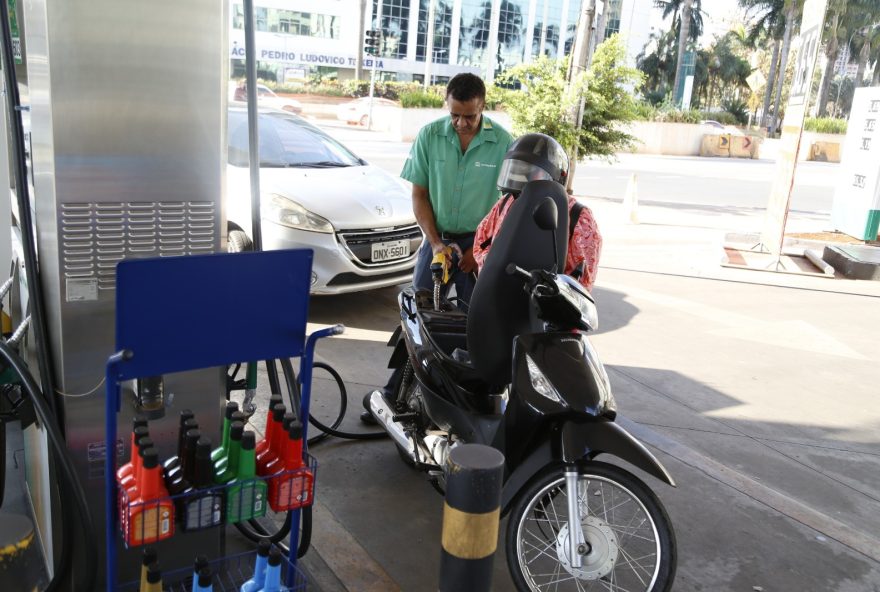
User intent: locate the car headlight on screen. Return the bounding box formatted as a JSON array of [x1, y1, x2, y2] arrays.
[[525, 354, 562, 403], [264, 193, 333, 233]]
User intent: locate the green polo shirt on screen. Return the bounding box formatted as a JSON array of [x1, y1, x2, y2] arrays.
[[401, 115, 513, 234]]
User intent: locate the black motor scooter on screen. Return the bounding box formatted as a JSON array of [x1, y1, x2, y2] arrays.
[[366, 180, 677, 591]]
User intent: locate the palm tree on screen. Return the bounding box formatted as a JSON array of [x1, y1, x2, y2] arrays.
[[655, 0, 704, 103], [769, 0, 800, 133], [740, 0, 787, 127], [817, 0, 852, 116]]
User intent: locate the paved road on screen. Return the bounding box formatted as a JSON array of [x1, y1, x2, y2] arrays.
[[318, 120, 840, 214]]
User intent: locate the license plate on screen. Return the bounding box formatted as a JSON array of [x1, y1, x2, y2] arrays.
[[371, 239, 409, 262]]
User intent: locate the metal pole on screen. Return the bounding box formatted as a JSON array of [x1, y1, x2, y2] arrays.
[[243, 0, 262, 252], [356, 0, 367, 80], [565, 0, 596, 192], [438, 444, 504, 592], [424, 0, 436, 88], [368, 0, 384, 130]]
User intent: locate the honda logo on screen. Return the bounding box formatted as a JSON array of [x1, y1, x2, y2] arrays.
[[375, 205, 387, 216]]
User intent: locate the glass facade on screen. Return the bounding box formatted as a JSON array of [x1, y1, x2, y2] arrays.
[[416, 0, 453, 64], [232, 5, 340, 38], [497, 0, 529, 69], [604, 0, 622, 39], [373, 0, 410, 59], [458, 0, 492, 66], [564, 1, 580, 55]]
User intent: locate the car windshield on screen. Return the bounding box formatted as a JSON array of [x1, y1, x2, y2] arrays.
[[228, 111, 362, 168]]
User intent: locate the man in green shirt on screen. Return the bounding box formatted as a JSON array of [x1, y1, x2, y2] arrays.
[[401, 73, 513, 305]]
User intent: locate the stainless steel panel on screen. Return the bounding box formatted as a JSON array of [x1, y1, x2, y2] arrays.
[[23, 0, 229, 585]]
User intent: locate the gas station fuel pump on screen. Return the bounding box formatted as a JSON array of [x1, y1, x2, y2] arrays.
[[0, 0, 232, 587]]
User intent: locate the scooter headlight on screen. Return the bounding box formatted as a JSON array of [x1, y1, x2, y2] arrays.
[[525, 354, 561, 403], [265, 193, 334, 233]]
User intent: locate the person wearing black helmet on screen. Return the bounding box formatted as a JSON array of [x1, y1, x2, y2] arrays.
[[473, 133, 602, 290]]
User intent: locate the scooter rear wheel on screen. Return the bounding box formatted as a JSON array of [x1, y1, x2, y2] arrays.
[[506, 461, 676, 592]]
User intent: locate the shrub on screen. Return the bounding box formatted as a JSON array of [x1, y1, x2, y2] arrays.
[[721, 98, 749, 125], [399, 89, 445, 108], [804, 117, 847, 134], [497, 35, 643, 159]]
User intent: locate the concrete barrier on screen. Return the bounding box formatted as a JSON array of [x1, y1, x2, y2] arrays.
[[700, 134, 731, 157], [809, 141, 841, 162], [729, 135, 761, 159]]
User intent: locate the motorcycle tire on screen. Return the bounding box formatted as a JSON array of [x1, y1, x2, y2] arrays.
[[506, 461, 676, 592]]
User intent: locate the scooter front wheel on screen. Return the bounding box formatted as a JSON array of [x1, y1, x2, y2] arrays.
[[506, 461, 676, 592]]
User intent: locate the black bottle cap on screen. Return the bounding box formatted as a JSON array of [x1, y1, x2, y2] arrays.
[[282, 413, 296, 431], [146, 562, 161, 583], [271, 404, 286, 422], [288, 421, 303, 440], [268, 547, 282, 566], [179, 409, 195, 424], [257, 539, 271, 557], [194, 554, 209, 572], [137, 437, 154, 456], [133, 417, 148, 431], [225, 401, 239, 419], [269, 394, 284, 407], [185, 429, 201, 448], [183, 418, 199, 433], [133, 426, 149, 441], [230, 421, 244, 440], [197, 567, 212, 586], [196, 437, 212, 457], [142, 448, 159, 469], [142, 546, 157, 566], [241, 431, 256, 451], [231, 411, 247, 424]]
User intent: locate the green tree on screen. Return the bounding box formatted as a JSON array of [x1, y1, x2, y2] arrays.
[[498, 35, 643, 159]]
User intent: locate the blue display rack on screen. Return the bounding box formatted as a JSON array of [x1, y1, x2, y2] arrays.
[[104, 249, 342, 590]]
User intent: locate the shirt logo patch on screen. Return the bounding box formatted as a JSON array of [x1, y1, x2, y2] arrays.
[[474, 162, 496, 168]]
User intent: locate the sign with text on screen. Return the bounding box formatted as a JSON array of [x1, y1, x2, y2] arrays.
[[760, 0, 828, 257], [831, 87, 880, 240]]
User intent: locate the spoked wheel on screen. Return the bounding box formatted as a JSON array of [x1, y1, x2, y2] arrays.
[[506, 462, 676, 592]]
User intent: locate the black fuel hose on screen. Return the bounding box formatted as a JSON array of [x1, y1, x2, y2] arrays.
[[0, 341, 96, 592]]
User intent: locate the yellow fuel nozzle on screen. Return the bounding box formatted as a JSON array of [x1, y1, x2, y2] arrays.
[[430, 247, 452, 285]]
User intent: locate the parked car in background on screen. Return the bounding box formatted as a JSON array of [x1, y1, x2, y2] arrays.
[[233, 82, 303, 114], [700, 119, 744, 136], [226, 107, 422, 294], [336, 97, 399, 126]]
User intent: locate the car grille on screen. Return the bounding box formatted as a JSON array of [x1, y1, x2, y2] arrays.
[[327, 270, 413, 287], [337, 224, 422, 268]]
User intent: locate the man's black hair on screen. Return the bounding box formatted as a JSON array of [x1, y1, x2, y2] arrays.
[[446, 73, 486, 103]]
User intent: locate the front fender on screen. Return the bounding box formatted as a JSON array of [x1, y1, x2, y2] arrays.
[[500, 419, 675, 514], [561, 420, 675, 487]]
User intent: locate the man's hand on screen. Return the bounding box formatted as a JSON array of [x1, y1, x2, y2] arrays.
[[458, 248, 476, 273]]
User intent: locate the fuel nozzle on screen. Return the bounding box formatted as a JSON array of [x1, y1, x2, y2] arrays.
[[430, 248, 452, 286]]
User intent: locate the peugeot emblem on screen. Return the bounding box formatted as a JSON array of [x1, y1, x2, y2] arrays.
[[375, 205, 387, 216]]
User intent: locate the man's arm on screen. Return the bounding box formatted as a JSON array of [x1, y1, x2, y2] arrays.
[[412, 183, 445, 254]]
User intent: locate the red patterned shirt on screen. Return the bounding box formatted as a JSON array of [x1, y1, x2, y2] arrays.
[[473, 194, 602, 291]]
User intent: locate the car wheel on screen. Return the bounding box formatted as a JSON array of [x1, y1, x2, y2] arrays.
[[227, 229, 253, 253], [359, 114, 369, 127]]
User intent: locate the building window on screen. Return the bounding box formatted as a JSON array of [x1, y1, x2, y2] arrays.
[[233, 5, 340, 38], [604, 0, 622, 39], [458, 0, 492, 66], [374, 0, 410, 59], [497, 0, 528, 71], [416, 0, 453, 64], [564, 1, 580, 56]]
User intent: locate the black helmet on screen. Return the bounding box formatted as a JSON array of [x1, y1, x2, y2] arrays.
[[497, 133, 569, 195]]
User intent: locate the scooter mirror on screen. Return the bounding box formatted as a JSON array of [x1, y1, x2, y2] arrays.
[[532, 196, 558, 231]]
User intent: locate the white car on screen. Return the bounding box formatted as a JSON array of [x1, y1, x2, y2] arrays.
[[233, 82, 303, 115], [336, 97, 399, 126], [226, 107, 422, 294]]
